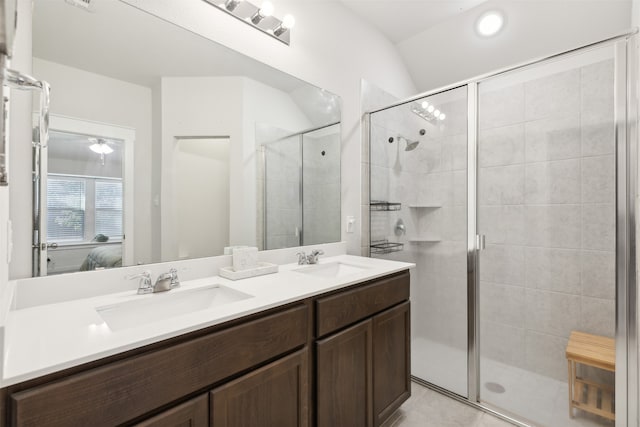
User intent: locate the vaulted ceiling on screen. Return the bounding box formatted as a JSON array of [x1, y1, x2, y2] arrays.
[[340, 0, 632, 92]]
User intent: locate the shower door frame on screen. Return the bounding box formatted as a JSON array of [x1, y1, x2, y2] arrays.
[[366, 29, 639, 427]]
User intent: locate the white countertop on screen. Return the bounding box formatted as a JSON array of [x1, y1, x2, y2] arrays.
[[1, 255, 413, 387]]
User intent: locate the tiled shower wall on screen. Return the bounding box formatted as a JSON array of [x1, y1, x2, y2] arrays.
[[478, 59, 615, 382], [302, 127, 341, 246], [262, 135, 302, 249], [366, 82, 469, 356]]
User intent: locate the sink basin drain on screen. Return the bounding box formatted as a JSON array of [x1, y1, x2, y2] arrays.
[[484, 382, 506, 393]]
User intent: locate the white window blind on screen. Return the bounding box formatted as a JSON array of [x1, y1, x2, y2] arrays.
[[47, 178, 85, 242], [95, 180, 123, 238], [46, 175, 123, 243]]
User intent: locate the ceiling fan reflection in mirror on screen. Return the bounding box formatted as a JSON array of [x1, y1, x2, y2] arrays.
[[88, 137, 114, 165]]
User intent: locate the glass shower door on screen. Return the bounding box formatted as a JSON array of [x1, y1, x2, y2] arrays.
[[477, 45, 617, 427], [368, 86, 469, 397]]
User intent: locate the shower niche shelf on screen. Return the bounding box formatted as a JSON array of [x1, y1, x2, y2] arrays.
[[409, 237, 442, 243], [408, 204, 441, 209], [370, 201, 401, 211], [370, 239, 404, 254]]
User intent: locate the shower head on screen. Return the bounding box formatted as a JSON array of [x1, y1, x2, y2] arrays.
[[397, 135, 420, 151]]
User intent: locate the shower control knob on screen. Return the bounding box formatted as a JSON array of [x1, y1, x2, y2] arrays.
[[388, 137, 394, 143]]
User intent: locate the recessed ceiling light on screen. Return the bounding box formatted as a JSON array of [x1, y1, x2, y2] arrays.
[[476, 10, 504, 37]]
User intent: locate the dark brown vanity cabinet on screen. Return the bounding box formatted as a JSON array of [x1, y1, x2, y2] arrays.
[[134, 394, 209, 427], [210, 349, 308, 427], [1, 269, 410, 427], [316, 272, 411, 427]]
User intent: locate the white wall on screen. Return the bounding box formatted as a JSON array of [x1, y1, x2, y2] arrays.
[[6, 0, 33, 279], [160, 75, 313, 259], [398, 0, 632, 91], [174, 138, 230, 260], [160, 76, 243, 261], [122, 0, 418, 256], [11, 58, 153, 276]]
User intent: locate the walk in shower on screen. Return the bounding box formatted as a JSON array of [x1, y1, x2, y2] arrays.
[[258, 123, 341, 250], [366, 32, 637, 427]]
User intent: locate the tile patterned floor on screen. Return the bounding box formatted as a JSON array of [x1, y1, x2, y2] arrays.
[[382, 382, 516, 427]]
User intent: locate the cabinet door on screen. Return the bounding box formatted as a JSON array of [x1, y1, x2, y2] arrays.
[[316, 319, 373, 427], [210, 349, 308, 427], [373, 302, 411, 426], [134, 394, 208, 427]]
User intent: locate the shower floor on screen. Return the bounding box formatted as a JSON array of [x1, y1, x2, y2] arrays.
[[412, 337, 614, 427]]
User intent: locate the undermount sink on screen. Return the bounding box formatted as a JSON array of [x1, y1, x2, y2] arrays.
[[96, 285, 253, 332], [293, 261, 370, 278]]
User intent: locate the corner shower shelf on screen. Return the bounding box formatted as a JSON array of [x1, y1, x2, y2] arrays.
[[370, 239, 404, 254], [370, 201, 401, 211], [408, 204, 442, 209], [409, 237, 442, 243]]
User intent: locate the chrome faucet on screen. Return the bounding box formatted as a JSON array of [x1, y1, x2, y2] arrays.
[[297, 249, 324, 265], [126, 268, 180, 294], [126, 270, 154, 294]]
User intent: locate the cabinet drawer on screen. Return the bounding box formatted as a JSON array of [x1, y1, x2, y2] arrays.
[[210, 348, 309, 427], [134, 394, 208, 427], [10, 304, 308, 427], [316, 271, 409, 337]]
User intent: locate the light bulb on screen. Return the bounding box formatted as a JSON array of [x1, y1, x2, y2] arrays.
[[421, 101, 429, 109], [282, 14, 295, 29], [427, 105, 434, 113], [260, 1, 274, 17], [224, 0, 240, 11], [476, 11, 504, 37], [434, 109, 440, 117], [439, 113, 446, 121]]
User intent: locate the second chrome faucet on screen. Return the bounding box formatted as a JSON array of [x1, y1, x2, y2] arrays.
[[297, 249, 324, 265], [126, 268, 180, 294]]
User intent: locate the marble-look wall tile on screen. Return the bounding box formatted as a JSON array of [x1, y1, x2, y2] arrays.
[[582, 203, 615, 251], [479, 244, 525, 286], [581, 296, 615, 337], [524, 69, 580, 121], [581, 60, 614, 116], [480, 281, 525, 326], [479, 83, 525, 130], [524, 114, 581, 162], [441, 133, 467, 172], [524, 159, 581, 204], [581, 250, 615, 300], [582, 155, 614, 204], [479, 165, 525, 205], [525, 205, 581, 248], [525, 289, 581, 338], [480, 320, 526, 369], [525, 247, 581, 294], [525, 331, 568, 381], [479, 124, 525, 167]]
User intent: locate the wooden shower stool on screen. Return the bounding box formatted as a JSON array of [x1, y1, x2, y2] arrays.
[[565, 331, 615, 421]]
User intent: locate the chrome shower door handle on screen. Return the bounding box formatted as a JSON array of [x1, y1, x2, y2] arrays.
[[476, 234, 486, 251]]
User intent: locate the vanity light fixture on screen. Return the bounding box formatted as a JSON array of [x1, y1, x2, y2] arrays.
[[251, 1, 273, 24], [410, 102, 446, 123], [204, 0, 295, 45], [224, 0, 241, 12]]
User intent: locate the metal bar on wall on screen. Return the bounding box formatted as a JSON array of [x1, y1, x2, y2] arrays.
[[625, 34, 639, 427], [614, 37, 632, 427], [466, 82, 479, 403]]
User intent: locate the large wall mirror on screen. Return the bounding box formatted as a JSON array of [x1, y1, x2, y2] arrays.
[[19, 0, 341, 277]]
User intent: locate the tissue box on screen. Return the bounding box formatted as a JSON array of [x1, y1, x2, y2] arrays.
[[219, 262, 278, 280], [224, 245, 249, 255], [232, 247, 258, 271]]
